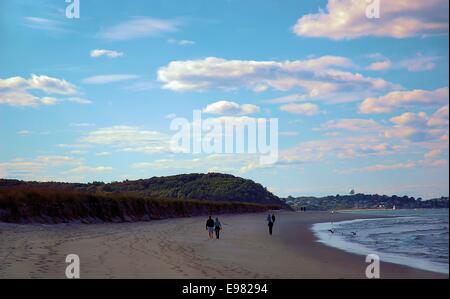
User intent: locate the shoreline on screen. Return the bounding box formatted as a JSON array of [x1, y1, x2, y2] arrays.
[[276, 211, 447, 278], [0, 211, 447, 279]]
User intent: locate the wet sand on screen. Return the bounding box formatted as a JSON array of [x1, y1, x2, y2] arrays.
[[0, 211, 446, 279]]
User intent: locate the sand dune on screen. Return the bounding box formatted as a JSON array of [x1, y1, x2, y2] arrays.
[[0, 211, 446, 279]]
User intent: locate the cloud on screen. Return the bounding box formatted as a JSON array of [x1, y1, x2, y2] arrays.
[[95, 152, 111, 156], [340, 162, 417, 174], [424, 148, 443, 159], [0, 156, 79, 179], [427, 106, 449, 126], [293, 0, 449, 40], [202, 100, 260, 115], [398, 53, 439, 72], [390, 112, 428, 126], [28, 75, 76, 94], [66, 165, 114, 174], [366, 60, 392, 71], [0, 154, 115, 182], [165, 113, 177, 119], [81, 126, 170, 154], [384, 107, 449, 142], [40, 97, 58, 105], [82, 74, 139, 84], [157, 56, 394, 94], [70, 123, 96, 128], [278, 136, 396, 164], [98, 17, 179, 41], [17, 130, 31, 136], [340, 158, 448, 174], [131, 154, 261, 174], [167, 38, 195, 46], [318, 118, 382, 132], [65, 97, 93, 104], [280, 131, 299, 137], [0, 75, 77, 106], [359, 87, 449, 114], [421, 159, 448, 168], [90, 49, 124, 58], [24, 17, 68, 33], [366, 53, 439, 72], [280, 103, 320, 116], [265, 90, 321, 104]]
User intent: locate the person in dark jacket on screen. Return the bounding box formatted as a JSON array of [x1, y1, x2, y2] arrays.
[[271, 214, 276, 224], [206, 216, 215, 239], [268, 220, 274, 235], [214, 217, 222, 239]]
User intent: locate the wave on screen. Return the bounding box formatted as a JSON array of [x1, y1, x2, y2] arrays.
[[312, 213, 449, 275]]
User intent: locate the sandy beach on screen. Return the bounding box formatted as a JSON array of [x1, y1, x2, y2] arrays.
[[0, 211, 446, 279]]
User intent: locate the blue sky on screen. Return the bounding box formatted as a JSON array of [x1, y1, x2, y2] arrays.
[[1, 0, 449, 199]]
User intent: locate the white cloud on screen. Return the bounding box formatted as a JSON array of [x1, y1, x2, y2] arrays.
[[82, 74, 139, 84], [95, 152, 111, 156], [98, 17, 179, 41], [40, 96, 58, 105], [70, 123, 96, 128], [28, 75, 77, 94], [280, 103, 320, 116], [340, 158, 447, 175], [65, 97, 93, 105], [424, 148, 442, 159], [366, 53, 439, 72], [167, 38, 195, 46], [17, 130, 31, 135], [278, 136, 396, 164], [384, 107, 449, 142], [90, 49, 124, 58], [318, 118, 382, 132], [265, 90, 320, 104], [390, 112, 428, 126], [0, 75, 77, 106], [0, 156, 79, 179], [157, 56, 394, 94], [66, 165, 114, 174], [366, 60, 392, 71], [428, 106, 449, 127], [293, 0, 449, 40], [359, 87, 449, 114], [81, 125, 170, 154], [340, 162, 417, 174], [398, 53, 439, 72], [131, 154, 261, 174], [24, 17, 67, 33], [203, 100, 260, 115], [280, 131, 299, 137]]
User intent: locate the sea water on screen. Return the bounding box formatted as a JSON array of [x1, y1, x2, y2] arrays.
[[312, 209, 449, 274]]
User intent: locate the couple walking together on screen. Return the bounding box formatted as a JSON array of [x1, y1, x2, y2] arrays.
[[206, 216, 222, 239]]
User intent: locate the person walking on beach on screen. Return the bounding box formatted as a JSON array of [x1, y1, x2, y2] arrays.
[[267, 213, 274, 235], [206, 216, 215, 239], [214, 217, 222, 239], [268, 219, 274, 235]]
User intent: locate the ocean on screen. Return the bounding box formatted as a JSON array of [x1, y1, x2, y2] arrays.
[[312, 209, 449, 274]]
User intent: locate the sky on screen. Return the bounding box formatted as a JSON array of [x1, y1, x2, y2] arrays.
[[0, 0, 449, 199]]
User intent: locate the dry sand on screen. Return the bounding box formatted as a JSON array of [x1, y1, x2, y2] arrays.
[[0, 211, 446, 279]]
